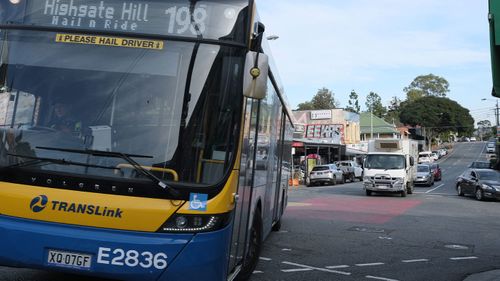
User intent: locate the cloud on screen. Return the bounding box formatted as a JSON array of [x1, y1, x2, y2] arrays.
[[258, 0, 490, 109]]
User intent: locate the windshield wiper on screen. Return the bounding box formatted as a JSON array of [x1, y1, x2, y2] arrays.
[[36, 146, 180, 197], [7, 153, 119, 170]]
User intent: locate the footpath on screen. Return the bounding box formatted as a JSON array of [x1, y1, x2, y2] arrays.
[[463, 270, 500, 281]]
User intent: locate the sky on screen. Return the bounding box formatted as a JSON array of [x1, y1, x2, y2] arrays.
[[258, 0, 495, 126]]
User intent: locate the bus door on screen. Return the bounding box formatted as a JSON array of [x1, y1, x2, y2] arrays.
[[228, 98, 258, 274], [273, 112, 285, 221]]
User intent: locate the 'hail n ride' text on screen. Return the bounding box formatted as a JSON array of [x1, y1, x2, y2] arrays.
[[43, 0, 149, 31]]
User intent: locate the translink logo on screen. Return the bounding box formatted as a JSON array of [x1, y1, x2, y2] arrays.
[[29, 195, 123, 218]]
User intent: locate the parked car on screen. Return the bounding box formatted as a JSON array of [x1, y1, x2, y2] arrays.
[[414, 164, 434, 186], [255, 154, 268, 170], [456, 169, 500, 201], [308, 164, 344, 186], [470, 137, 477, 142], [418, 151, 434, 164], [438, 148, 448, 157], [335, 160, 363, 182], [430, 163, 442, 181], [487, 142, 496, 153], [430, 152, 439, 161], [432, 150, 442, 159]]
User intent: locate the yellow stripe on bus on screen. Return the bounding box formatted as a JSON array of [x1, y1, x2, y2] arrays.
[[0, 182, 180, 232], [55, 33, 164, 50]]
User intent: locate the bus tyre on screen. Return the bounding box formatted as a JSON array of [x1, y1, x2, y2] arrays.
[[272, 219, 281, 232], [236, 209, 263, 281]]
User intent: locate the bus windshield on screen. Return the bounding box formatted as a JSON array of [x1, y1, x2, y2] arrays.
[[0, 28, 245, 187]]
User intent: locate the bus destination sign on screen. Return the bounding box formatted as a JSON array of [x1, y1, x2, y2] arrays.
[[2, 0, 247, 40]]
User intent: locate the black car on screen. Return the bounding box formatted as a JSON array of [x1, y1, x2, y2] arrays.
[[456, 169, 500, 201]]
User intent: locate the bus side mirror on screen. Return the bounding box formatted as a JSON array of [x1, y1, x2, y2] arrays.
[[243, 51, 268, 100]]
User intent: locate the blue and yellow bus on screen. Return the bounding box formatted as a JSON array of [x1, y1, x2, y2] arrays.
[[0, 0, 294, 280]]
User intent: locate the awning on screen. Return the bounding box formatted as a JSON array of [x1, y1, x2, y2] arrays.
[[346, 147, 367, 155]]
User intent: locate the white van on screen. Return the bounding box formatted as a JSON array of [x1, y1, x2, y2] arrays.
[[418, 151, 433, 164], [487, 142, 496, 153]]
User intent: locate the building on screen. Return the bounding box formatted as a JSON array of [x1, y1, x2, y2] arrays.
[[291, 109, 361, 165], [360, 112, 400, 141]]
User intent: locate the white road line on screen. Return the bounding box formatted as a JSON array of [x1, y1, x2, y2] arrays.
[[281, 248, 292, 251], [259, 257, 272, 261], [402, 259, 429, 263], [252, 270, 264, 274], [281, 261, 351, 275], [281, 268, 314, 273], [366, 276, 400, 281], [450, 256, 478, 261], [355, 262, 385, 267], [425, 184, 444, 193], [325, 265, 350, 269]]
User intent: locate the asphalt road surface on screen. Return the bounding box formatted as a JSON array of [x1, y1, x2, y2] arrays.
[[250, 142, 500, 281]]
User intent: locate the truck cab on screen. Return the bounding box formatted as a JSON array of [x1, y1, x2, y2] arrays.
[[363, 139, 418, 197]]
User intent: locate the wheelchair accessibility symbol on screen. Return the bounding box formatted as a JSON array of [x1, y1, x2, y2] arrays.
[[189, 193, 208, 211]]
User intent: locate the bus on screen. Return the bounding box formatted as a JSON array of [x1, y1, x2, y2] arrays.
[[0, 0, 294, 280]]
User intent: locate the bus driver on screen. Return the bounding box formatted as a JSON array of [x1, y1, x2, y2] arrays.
[[49, 101, 81, 133]]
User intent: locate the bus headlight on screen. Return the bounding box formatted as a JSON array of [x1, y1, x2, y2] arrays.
[[159, 213, 231, 233]]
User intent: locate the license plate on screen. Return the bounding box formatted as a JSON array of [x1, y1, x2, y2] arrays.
[[47, 249, 92, 269], [377, 185, 389, 189]]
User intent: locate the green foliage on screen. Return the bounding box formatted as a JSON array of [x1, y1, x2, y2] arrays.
[[297, 87, 339, 110], [365, 91, 387, 118], [399, 96, 474, 135], [345, 90, 361, 113], [404, 74, 450, 100], [296, 101, 314, 110], [478, 120, 492, 128], [384, 96, 403, 125]]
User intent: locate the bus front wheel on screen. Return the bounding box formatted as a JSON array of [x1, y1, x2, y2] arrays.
[[236, 209, 263, 281]]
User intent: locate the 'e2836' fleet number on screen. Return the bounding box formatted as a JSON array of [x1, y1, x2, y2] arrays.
[[97, 247, 168, 270]]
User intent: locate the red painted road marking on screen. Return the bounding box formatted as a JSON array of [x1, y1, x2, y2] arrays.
[[287, 196, 422, 224]]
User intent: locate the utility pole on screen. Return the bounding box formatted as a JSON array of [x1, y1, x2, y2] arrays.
[[496, 99, 499, 127], [370, 110, 373, 140]]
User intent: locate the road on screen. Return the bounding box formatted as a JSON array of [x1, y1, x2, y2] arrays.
[[250, 142, 500, 281], [1, 142, 498, 281]]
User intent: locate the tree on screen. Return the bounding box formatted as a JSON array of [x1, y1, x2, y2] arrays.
[[296, 101, 314, 110], [384, 96, 402, 125], [403, 74, 450, 101], [297, 87, 339, 110], [478, 120, 493, 140], [478, 120, 492, 128], [365, 91, 387, 118], [399, 96, 474, 146], [345, 90, 361, 113]]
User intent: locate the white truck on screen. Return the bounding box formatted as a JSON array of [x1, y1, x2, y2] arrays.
[[363, 139, 418, 197]]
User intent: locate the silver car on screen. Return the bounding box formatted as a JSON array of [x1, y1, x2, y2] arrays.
[[307, 164, 344, 186], [415, 164, 435, 186]]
